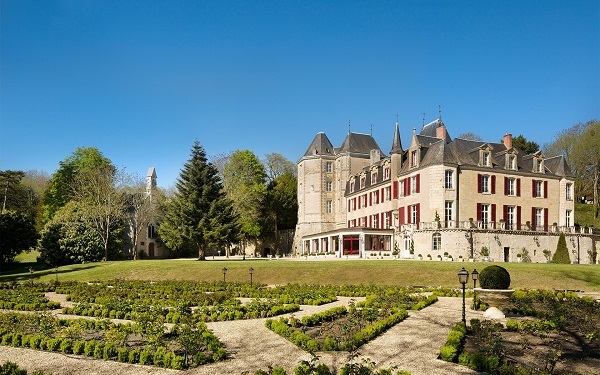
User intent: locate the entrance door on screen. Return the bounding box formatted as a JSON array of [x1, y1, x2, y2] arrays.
[[504, 247, 510, 262], [149, 243, 155, 258], [403, 236, 411, 258]]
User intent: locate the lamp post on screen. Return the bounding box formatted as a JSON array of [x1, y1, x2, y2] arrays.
[[249, 267, 254, 287], [458, 267, 469, 325], [222, 267, 227, 283], [471, 268, 479, 310]]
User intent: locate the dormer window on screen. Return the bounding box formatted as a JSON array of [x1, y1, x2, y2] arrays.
[[508, 155, 516, 170], [384, 167, 390, 180], [360, 177, 366, 189], [350, 180, 355, 192], [371, 171, 378, 184], [536, 159, 544, 173], [482, 152, 490, 167], [410, 150, 418, 167]]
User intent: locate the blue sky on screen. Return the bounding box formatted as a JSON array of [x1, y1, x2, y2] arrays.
[[1, 0, 598, 188]]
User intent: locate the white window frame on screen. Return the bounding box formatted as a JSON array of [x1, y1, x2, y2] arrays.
[[445, 170, 453, 189], [326, 200, 332, 213], [566, 183, 572, 201], [481, 204, 489, 229], [444, 201, 453, 225], [536, 180, 543, 198], [371, 172, 377, 184], [360, 177, 366, 189], [482, 175, 490, 193], [385, 186, 391, 201], [536, 208, 543, 230], [432, 232, 441, 251], [326, 162, 333, 173], [566, 210, 572, 227], [399, 180, 405, 197], [384, 168, 390, 180], [506, 206, 515, 230], [508, 178, 515, 196], [411, 176, 418, 194], [326, 181, 333, 191], [411, 204, 418, 224]]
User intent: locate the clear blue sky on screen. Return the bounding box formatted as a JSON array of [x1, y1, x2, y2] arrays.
[[1, 0, 598, 188]]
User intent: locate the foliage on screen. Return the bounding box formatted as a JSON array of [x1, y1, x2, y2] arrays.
[[512, 134, 539, 154], [438, 321, 466, 362], [0, 211, 37, 270], [263, 171, 298, 254], [552, 233, 571, 264], [223, 149, 267, 243], [264, 153, 296, 182], [0, 170, 42, 223], [159, 141, 238, 260], [478, 265, 511, 289]]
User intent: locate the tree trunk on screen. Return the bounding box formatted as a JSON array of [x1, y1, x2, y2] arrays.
[[594, 169, 599, 218], [198, 244, 205, 260]]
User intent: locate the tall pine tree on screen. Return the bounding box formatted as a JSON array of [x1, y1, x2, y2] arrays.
[[159, 141, 238, 260], [552, 233, 571, 264]]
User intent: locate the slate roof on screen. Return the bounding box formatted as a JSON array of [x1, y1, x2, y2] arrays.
[[303, 132, 335, 157], [420, 118, 452, 143], [339, 132, 383, 155], [390, 121, 403, 154], [544, 155, 574, 178]]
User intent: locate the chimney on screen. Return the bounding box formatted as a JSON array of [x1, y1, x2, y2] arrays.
[[370, 149, 381, 165], [504, 133, 513, 149], [436, 124, 447, 141]]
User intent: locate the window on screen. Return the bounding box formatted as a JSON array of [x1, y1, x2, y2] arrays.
[[566, 210, 572, 227], [507, 178, 515, 196], [362, 194, 367, 207], [411, 175, 418, 194], [372, 214, 378, 228], [327, 200, 332, 213], [536, 180, 543, 198], [326, 162, 332, 173], [536, 160, 544, 173], [432, 232, 442, 251], [384, 212, 390, 228], [385, 187, 391, 201], [411, 150, 417, 167], [326, 181, 333, 191], [481, 175, 490, 193], [444, 201, 453, 225], [509, 155, 516, 170], [371, 172, 377, 184], [483, 152, 490, 166], [373, 191, 379, 205], [411, 204, 418, 224], [535, 208, 543, 230], [147, 224, 156, 239], [481, 204, 489, 228], [445, 170, 453, 189], [399, 180, 405, 197], [360, 177, 366, 189], [566, 183, 572, 200], [506, 206, 515, 230], [384, 168, 390, 180], [350, 181, 355, 192]]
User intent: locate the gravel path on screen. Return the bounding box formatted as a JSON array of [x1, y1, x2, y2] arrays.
[[0, 295, 481, 374]]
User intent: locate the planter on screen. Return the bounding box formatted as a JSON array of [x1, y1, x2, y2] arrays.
[[475, 288, 515, 310]]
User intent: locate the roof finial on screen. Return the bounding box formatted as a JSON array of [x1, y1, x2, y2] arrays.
[[348, 119, 351, 134], [422, 112, 426, 127], [396, 113, 399, 124], [370, 124, 373, 136], [438, 105, 442, 119]]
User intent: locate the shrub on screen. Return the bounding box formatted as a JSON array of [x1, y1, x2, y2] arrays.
[[73, 340, 85, 355], [0, 361, 27, 375], [117, 347, 129, 362], [478, 265, 511, 289], [103, 343, 117, 359], [128, 348, 141, 364], [11, 333, 22, 347], [60, 338, 73, 354], [153, 346, 166, 367], [552, 233, 571, 264], [84, 340, 96, 356], [93, 342, 105, 358], [29, 335, 42, 350], [139, 348, 153, 365], [46, 338, 61, 351], [171, 354, 186, 370], [1, 333, 13, 346]]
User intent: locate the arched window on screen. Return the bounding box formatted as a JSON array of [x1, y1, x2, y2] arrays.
[[432, 232, 441, 251]]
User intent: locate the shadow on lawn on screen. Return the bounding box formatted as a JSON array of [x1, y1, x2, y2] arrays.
[[0, 262, 101, 283]]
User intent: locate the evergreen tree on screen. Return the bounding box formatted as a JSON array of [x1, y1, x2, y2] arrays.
[[552, 233, 571, 264], [159, 141, 238, 260], [0, 211, 38, 269]]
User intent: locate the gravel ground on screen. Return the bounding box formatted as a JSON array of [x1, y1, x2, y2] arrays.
[[0, 295, 481, 374]]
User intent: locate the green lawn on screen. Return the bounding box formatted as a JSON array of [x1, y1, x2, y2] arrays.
[[575, 202, 600, 229], [2, 256, 599, 292]]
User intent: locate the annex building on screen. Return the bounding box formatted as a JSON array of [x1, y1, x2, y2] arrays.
[[293, 119, 598, 264]]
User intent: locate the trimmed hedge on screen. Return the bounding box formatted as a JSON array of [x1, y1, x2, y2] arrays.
[[438, 321, 466, 362], [478, 265, 511, 289]]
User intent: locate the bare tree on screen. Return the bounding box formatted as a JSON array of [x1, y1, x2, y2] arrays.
[[124, 174, 161, 260]]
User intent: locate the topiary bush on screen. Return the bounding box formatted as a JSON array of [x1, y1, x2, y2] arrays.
[[478, 265, 511, 289], [552, 233, 571, 264]]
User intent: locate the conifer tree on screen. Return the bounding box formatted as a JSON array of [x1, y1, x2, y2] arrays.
[[159, 141, 238, 260], [552, 233, 571, 264]]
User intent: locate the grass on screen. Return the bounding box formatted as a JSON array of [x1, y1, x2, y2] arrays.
[[2, 256, 599, 292], [575, 202, 600, 230]]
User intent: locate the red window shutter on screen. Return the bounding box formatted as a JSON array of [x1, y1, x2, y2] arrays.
[[399, 207, 405, 225], [491, 204, 496, 227], [532, 179, 536, 197], [416, 174, 420, 193], [491, 175, 496, 194], [369, 193, 372, 206], [354, 198, 357, 210], [544, 181, 548, 198], [531, 207, 536, 230], [416, 203, 420, 228], [517, 178, 521, 197], [348, 200, 351, 212], [504, 177, 509, 196], [381, 188, 384, 202], [477, 174, 482, 193], [393, 181, 398, 199], [380, 212, 384, 228], [544, 208, 549, 232], [476, 203, 482, 222], [517, 206, 521, 230], [347, 220, 350, 228], [405, 177, 410, 196], [358, 196, 361, 209], [369, 216, 372, 228], [408, 205, 413, 223], [503, 205, 508, 223]]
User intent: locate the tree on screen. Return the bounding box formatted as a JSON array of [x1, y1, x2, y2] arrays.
[[159, 141, 237, 260], [512, 134, 539, 154], [264, 153, 296, 182], [42, 147, 113, 223], [263, 171, 298, 255], [0, 211, 37, 270], [223, 150, 268, 252], [0, 170, 42, 223], [70, 165, 127, 261], [552, 233, 571, 264], [456, 132, 483, 141], [570, 120, 600, 217]]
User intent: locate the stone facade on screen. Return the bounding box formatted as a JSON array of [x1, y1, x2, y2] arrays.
[[294, 120, 599, 264]]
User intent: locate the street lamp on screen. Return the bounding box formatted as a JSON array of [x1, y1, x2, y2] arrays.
[[249, 267, 254, 287], [458, 267, 469, 325], [471, 269, 479, 310], [222, 267, 227, 283]]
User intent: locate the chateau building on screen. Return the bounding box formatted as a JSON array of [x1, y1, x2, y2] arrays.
[[294, 119, 598, 264]]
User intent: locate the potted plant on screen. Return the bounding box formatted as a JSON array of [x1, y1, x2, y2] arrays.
[[443, 251, 449, 261], [427, 254, 432, 260], [417, 253, 423, 260], [448, 254, 453, 261], [434, 211, 441, 229], [458, 255, 463, 262], [543, 249, 552, 263], [475, 265, 515, 314], [480, 246, 490, 262], [468, 255, 474, 262], [437, 254, 442, 261], [516, 253, 522, 263]]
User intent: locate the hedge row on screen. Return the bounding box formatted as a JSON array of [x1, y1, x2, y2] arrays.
[[299, 306, 347, 327], [438, 321, 466, 362], [410, 295, 438, 310], [0, 332, 186, 369], [265, 318, 320, 352], [344, 310, 409, 350], [0, 300, 61, 311]]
